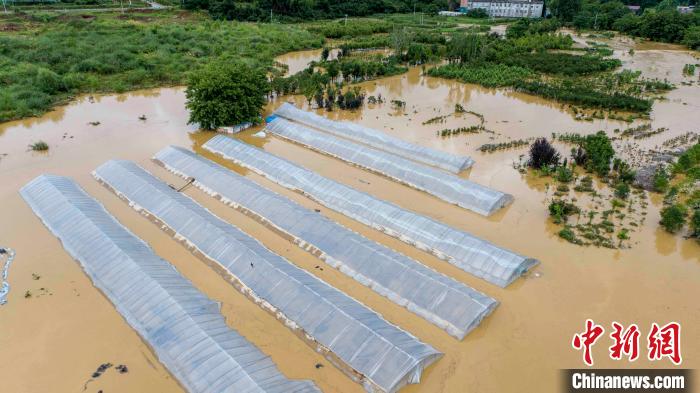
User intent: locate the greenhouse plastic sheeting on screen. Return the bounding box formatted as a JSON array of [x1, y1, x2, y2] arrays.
[[93, 160, 442, 393], [266, 117, 512, 216], [154, 145, 498, 340], [19, 175, 319, 393], [204, 135, 538, 288], [274, 103, 473, 173]]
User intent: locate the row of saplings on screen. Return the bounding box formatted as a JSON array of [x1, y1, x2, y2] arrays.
[[526, 132, 699, 246]]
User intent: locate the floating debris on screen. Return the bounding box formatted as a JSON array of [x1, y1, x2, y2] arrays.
[[219, 122, 253, 134], [0, 248, 16, 305], [252, 131, 267, 138], [92, 363, 113, 378]]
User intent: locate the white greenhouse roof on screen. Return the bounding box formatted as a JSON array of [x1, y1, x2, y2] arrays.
[[274, 102, 473, 173], [93, 160, 442, 393], [204, 135, 538, 288], [19, 174, 320, 393], [266, 117, 512, 216], [153, 145, 498, 340]]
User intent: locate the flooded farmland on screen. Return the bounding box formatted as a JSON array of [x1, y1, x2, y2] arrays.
[[0, 41, 698, 393]]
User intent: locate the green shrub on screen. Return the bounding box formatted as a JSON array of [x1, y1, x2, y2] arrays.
[[659, 204, 687, 233], [614, 182, 630, 199], [185, 61, 269, 130], [617, 228, 630, 240], [613, 159, 636, 183], [29, 141, 49, 151], [582, 131, 615, 177], [0, 13, 322, 122], [674, 143, 700, 173], [653, 167, 670, 193], [549, 199, 580, 224], [682, 26, 700, 50], [558, 226, 580, 244], [556, 166, 574, 183], [611, 199, 626, 209]]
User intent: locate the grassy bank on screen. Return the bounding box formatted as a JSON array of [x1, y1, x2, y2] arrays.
[[0, 10, 322, 122]]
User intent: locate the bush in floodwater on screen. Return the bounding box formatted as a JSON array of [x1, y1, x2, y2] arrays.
[[555, 166, 574, 183], [528, 138, 560, 169], [571, 146, 587, 166], [30, 141, 49, 151], [614, 182, 631, 200], [613, 158, 636, 183], [558, 226, 581, 244], [582, 131, 615, 177], [549, 199, 579, 224], [617, 228, 630, 240], [652, 166, 670, 193], [659, 204, 687, 233], [185, 61, 269, 130]]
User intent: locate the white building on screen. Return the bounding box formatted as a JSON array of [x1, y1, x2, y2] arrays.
[[460, 0, 544, 18]]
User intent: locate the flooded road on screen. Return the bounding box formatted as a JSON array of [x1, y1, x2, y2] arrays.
[[0, 44, 698, 393]]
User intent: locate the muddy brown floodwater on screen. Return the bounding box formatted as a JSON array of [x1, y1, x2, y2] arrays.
[[1, 43, 698, 393]]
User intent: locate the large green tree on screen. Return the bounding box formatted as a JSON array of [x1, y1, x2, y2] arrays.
[[185, 61, 269, 130], [549, 0, 583, 21]]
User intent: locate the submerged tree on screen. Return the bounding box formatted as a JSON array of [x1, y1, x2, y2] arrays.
[[528, 138, 561, 169], [582, 131, 615, 176], [659, 204, 687, 233], [186, 61, 269, 130]]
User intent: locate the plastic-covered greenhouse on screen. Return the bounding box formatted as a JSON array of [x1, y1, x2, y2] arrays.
[[19, 175, 320, 393], [266, 117, 512, 216], [204, 135, 538, 288], [154, 145, 498, 340], [93, 160, 442, 393], [274, 103, 473, 173]]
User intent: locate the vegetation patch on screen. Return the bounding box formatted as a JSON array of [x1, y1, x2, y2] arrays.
[[0, 11, 322, 122], [29, 141, 49, 151]]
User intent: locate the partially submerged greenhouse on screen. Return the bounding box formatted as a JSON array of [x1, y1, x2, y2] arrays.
[[274, 103, 474, 173], [154, 145, 498, 340], [19, 175, 320, 393], [93, 160, 443, 393], [266, 117, 512, 216], [204, 135, 538, 288]]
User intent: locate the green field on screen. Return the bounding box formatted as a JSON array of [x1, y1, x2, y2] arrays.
[[0, 10, 322, 122]]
